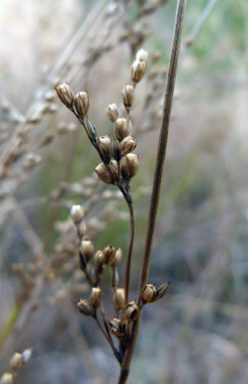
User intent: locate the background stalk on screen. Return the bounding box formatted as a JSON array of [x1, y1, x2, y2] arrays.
[[118, 0, 187, 382]]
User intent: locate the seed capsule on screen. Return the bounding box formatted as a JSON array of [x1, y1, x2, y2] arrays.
[[10, 353, 23, 374], [95, 163, 115, 184], [111, 267, 119, 288], [70, 205, 84, 224], [136, 49, 148, 63], [113, 288, 125, 311], [89, 287, 103, 309], [98, 136, 111, 163], [123, 301, 139, 322], [122, 85, 135, 112], [94, 250, 104, 271], [120, 136, 137, 157], [155, 282, 170, 300], [103, 244, 116, 264], [80, 239, 94, 262], [0, 373, 14, 384], [74, 92, 89, 117], [106, 104, 121, 122], [109, 248, 123, 267], [131, 60, 147, 84], [114, 118, 131, 141], [120, 153, 139, 180], [109, 318, 127, 338], [55, 83, 74, 108], [21, 348, 32, 364], [110, 136, 121, 161], [141, 284, 156, 303], [77, 299, 95, 316], [84, 116, 97, 145]]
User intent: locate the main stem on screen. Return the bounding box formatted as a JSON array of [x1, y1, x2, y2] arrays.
[[118, 0, 187, 382]]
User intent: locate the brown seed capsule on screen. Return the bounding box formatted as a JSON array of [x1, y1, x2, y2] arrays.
[[120, 153, 139, 180], [95, 250, 104, 272], [70, 205, 84, 224], [83, 116, 98, 145], [103, 244, 116, 264], [110, 136, 121, 161], [141, 284, 156, 303], [89, 287, 103, 308], [77, 299, 95, 316], [119, 136, 137, 157], [136, 49, 148, 63], [74, 92, 89, 117], [155, 282, 170, 300], [123, 301, 139, 322], [109, 318, 127, 338], [113, 288, 125, 311], [98, 136, 111, 163], [10, 353, 23, 374], [80, 240, 94, 262], [109, 248, 123, 267], [131, 60, 147, 84], [55, 83, 74, 108], [106, 104, 121, 122], [122, 85, 135, 111], [0, 373, 14, 384], [78, 220, 87, 238], [95, 163, 115, 184], [114, 118, 131, 141]]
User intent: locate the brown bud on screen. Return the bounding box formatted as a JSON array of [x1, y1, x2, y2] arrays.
[[131, 60, 147, 84], [89, 287, 103, 308], [155, 282, 170, 300], [113, 288, 125, 311], [78, 220, 87, 238], [0, 373, 14, 384], [98, 136, 111, 163], [122, 85, 135, 111], [120, 153, 139, 180], [136, 49, 148, 63], [110, 136, 121, 161], [114, 118, 131, 141], [109, 248, 123, 267], [77, 299, 95, 316], [10, 353, 23, 374], [106, 104, 121, 122], [109, 318, 127, 338], [94, 250, 104, 271], [95, 163, 115, 184], [141, 284, 156, 303], [83, 116, 97, 145], [74, 92, 89, 117], [80, 240, 94, 262], [103, 244, 116, 264], [55, 83, 74, 108], [119, 136, 137, 157], [70, 205, 84, 224], [123, 301, 139, 322]]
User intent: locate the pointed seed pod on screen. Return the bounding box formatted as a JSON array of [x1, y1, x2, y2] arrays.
[[10, 353, 23, 374], [94, 250, 104, 271], [80, 240, 94, 262], [113, 288, 125, 311], [141, 284, 156, 303], [106, 104, 121, 122], [123, 301, 139, 322], [98, 136, 111, 163], [83, 116, 98, 145], [121, 153, 139, 180], [109, 247, 123, 267], [70, 205, 84, 224], [136, 49, 148, 63], [114, 118, 131, 141], [131, 60, 147, 84], [122, 85, 135, 111], [77, 299, 95, 316], [95, 162, 115, 184], [89, 287, 103, 309], [0, 373, 14, 384], [74, 92, 89, 117], [120, 136, 137, 157], [111, 267, 119, 288], [110, 136, 121, 161], [21, 348, 32, 364], [55, 84, 74, 108], [103, 244, 116, 264], [155, 282, 170, 300]]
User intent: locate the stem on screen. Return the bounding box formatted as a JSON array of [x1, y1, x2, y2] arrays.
[[94, 315, 121, 364], [124, 196, 135, 305], [118, 1, 187, 382]]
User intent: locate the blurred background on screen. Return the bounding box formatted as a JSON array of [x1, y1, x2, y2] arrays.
[[0, 0, 248, 383]]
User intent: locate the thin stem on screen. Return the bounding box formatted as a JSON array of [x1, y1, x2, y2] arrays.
[[124, 196, 135, 305], [118, 1, 187, 383], [94, 315, 121, 364]]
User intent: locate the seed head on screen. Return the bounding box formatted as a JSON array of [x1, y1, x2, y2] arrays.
[[77, 299, 95, 316], [122, 85, 135, 112], [109, 318, 127, 338], [103, 244, 116, 264], [95, 162, 115, 184], [141, 284, 156, 303], [74, 92, 89, 117], [121, 153, 139, 180], [131, 60, 147, 84], [114, 118, 131, 141], [70, 205, 84, 224], [89, 287, 103, 309], [55, 83, 74, 108], [155, 282, 170, 300], [110, 136, 121, 161], [113, 288, 125, 311], [123, 301, 139, 322], [80, 239, 94, 262], [98, 136, 111, 163], [109, 247, 123, 267], [120, 136, 137, 157], [106, 104, 121, 122]]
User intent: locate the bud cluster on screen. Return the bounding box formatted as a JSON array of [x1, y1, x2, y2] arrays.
[[0, 348, 32, 384]]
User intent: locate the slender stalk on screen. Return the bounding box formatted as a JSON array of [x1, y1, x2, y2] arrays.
[[124, 197, 135, 305], [118, 0, 187, 382]]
